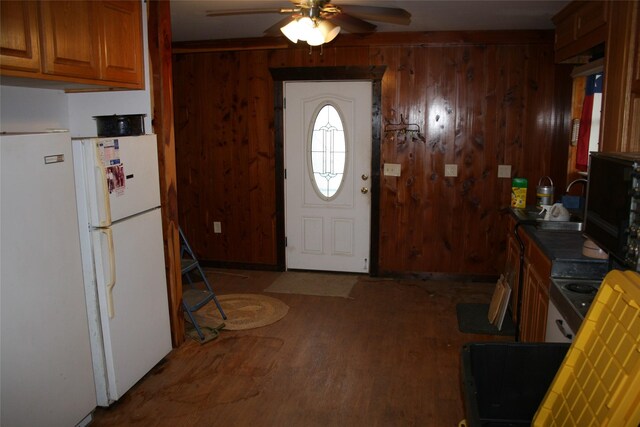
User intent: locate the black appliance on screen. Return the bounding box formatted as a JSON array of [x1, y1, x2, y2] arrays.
[[584, 152, 640, 270]]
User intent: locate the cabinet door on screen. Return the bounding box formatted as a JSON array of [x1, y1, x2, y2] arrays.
[[505, 234, 521, 322], [40, 1, 101, 79], [575, 0, 607, 40], [0, 1, 40, 72], [554, 14, 575, 51], [95, 1, 143, 85], [520, 262, 534, 341], [521, 259, 550, 342], [534, 282, 549, 340]]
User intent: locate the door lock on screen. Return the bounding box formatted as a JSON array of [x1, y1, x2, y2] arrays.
[[361, 174, 369, 181], [361, 187, 369, 194]]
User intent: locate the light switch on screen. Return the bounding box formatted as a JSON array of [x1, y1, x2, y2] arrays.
[[444, 164, 458, 177], [384, 163, 401, 177], [213, 221, 222, 233], [498, 164, 512, 178]]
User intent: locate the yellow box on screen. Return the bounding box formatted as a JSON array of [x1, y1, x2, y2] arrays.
[[511, 178, 528, 208], [533, 270, 640, 426]]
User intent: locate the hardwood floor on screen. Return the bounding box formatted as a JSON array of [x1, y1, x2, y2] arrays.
[[91, 270, 511, 426]]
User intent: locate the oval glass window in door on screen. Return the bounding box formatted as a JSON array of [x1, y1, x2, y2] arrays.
[[309, 104, 347, 200]]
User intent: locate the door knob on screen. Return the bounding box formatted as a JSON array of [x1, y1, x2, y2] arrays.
[[361, 174, 369, 181], [361, 187, 369, 194]]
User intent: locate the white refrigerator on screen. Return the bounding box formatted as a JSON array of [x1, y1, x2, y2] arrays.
[[1, 132, 97, 426], [72, 134, 172, 407]]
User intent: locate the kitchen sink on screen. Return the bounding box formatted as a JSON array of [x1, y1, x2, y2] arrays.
[[512, 208, 584, 231]]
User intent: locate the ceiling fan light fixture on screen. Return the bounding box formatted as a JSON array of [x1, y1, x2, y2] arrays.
[[281, 16, 340, 46], [306, 29, 325, 46], [317, 20, 340, 43], [296, 16, 315, 41], [281, 19, 300, 43]]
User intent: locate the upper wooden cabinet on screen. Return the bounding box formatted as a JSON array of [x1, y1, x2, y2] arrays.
[[39, 1, 101, 80], [553, 0, 608, 62], [94, 1, 144, 84], [0, 1, 41, 72], [554, 0, 639, 153], [0, 0, 144, 90]]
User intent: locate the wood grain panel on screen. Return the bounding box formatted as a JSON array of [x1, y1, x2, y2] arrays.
[[172, 32, 565, 277], [147, 0, 183, 346], [601, 0, 638, 152], [173, 51, 280, 266]]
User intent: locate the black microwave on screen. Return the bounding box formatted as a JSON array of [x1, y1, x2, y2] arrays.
[[584, 152, 640, 270]]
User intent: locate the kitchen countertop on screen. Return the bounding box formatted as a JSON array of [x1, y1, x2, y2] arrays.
[[511, 209, 610, 280], [510, 208, 610, 334]]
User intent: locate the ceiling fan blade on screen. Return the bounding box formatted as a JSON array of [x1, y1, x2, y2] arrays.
[[329, 13, 377, 33], [206, 8, 296, 17], [336, 5, 411, 25], [264, 16, 296, 36]]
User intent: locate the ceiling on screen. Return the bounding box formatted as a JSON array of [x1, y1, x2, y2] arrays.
[[170, 0, 569, 43]]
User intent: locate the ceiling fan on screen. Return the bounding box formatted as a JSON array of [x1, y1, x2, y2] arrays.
[[206, 0, 411, 46]]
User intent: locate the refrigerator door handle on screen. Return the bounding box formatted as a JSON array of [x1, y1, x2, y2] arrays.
[[94, 142, 112, 227], [99, 228, 117, 318]]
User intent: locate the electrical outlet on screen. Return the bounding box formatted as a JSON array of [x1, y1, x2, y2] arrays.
[[213, 221, 222, 233], [444, 164, 458, 177], [498, 164, 512, 178], [384, 163, 401, 177]]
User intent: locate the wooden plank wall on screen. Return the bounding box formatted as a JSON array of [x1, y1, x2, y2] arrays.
[[172, 31, 570, 277], [147, 1, 184, 346]]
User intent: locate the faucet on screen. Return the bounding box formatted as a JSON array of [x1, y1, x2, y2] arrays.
[[566, 178, 588, 194]]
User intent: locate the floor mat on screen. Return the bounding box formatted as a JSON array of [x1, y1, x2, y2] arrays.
[[456, 303, 516, 336], [191, 294, 289, 331], [264, 271, 358, 298], [185, 321, 225, 344]]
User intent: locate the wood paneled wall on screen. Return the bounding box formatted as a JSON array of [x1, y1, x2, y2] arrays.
[[147, 1, 184, 346], [172, 31, 570, 277]]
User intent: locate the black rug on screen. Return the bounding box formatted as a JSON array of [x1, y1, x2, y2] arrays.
[[456, 303, 516, 336]]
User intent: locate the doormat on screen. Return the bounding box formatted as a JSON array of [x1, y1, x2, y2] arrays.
[[456, 303, 516, 336], [264, 271, 358, 298], [191, 294, 289, 331]]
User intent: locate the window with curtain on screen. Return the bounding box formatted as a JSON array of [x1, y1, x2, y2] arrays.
[[576, 73, 603, 171]]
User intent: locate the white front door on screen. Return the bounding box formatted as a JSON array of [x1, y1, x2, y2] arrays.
[[284, 81, 372, 273]]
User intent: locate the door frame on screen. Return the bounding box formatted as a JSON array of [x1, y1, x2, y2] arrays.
[[270, 66, 386, 275]]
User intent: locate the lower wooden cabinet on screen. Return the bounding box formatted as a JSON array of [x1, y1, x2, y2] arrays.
[[520, 258, 551, 342], [520, 234, 552, 342], [504, 215, 528, 324], [503, 214, 552, 342]]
